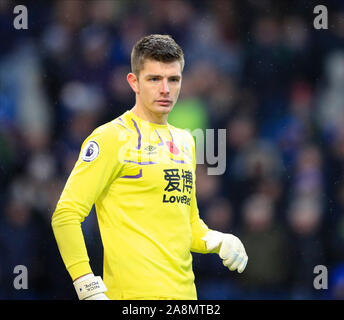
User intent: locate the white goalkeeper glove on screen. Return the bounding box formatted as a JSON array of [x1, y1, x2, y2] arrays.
[[202, 230, 248, 273], [73, 273, 109, 300]]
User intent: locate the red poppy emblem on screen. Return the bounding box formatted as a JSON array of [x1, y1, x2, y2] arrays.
[[166, 141, 180, 155]]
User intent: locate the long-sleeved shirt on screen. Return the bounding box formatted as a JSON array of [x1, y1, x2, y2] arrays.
[[51, 110, 211, 299]]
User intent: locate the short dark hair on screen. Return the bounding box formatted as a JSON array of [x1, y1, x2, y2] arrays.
[[131, 34, 184, 76]]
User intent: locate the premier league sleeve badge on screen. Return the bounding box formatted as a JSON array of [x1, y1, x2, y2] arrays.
[[81, 141, 100, 162]]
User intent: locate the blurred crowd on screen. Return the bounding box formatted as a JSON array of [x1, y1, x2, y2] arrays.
[[1, 0, 344, 299]]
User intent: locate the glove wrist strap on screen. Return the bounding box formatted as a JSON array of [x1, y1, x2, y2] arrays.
[[73, 275, 107, 300]]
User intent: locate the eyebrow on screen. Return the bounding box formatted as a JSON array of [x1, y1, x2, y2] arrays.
[[145, 74, 181, 79]]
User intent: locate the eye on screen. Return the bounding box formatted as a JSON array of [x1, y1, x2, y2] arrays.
[[150, 77, 159, 82]]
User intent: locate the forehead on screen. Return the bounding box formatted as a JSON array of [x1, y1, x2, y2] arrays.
[[140, 59, 182, 76]]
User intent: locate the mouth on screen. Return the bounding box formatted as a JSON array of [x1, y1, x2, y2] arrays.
[[156, 99, 172, 106]]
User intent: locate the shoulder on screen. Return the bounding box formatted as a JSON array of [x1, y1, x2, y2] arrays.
[[80, 120, 131, 162], [80, 122, 130, 159], [90, 115, 134, 141], [88, 122, 117, 142]]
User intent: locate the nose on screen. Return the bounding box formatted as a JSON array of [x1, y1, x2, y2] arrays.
[[160, 78, 170, 95]]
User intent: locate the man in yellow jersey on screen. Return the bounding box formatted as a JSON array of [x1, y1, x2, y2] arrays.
[[51, 34, 248, 300]]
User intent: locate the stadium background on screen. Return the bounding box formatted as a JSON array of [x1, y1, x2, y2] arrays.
[[1, 0, 344, 300]]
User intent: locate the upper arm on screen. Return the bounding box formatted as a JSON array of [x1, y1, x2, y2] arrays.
[[52, 124, 125, 226]]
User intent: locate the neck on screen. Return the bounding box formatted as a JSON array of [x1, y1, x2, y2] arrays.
[[131, 104, 168, 125]]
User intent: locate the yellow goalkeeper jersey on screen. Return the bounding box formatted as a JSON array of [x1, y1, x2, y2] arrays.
[[51, 110, 211, 300]]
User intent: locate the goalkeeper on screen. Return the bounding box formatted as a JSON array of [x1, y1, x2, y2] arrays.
[[51, 34, 248, 300]]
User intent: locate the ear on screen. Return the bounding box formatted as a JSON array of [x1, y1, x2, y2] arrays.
[[127, 73, 139, 94]]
